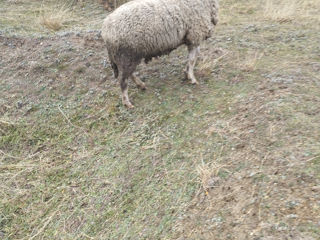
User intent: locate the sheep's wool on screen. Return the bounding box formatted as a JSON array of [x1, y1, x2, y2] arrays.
[[102, 0, 219, 65]]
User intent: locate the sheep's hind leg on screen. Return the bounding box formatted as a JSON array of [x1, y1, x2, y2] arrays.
[[186, 45, 200, 85], [119, 72, 134, 108], [131, 73, 146, 90]]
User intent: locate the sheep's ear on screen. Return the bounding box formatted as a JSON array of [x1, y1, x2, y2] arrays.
[[212, 16, 218, 25], [213, 18, 218, 25]]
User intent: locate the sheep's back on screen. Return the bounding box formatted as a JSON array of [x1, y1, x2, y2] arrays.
[[102, 0, 189, 55], [102, 0, 217, 60]]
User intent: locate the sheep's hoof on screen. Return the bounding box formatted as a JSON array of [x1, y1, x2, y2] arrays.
[[191, 80, 199, 85], [138, 84, 147, 90], [184, 71, 188, 80], [137, 83, 147, 90], [124, 102, 135, 109]]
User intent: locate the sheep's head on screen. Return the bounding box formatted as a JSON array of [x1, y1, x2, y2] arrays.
[[99, 0, 114, 11]]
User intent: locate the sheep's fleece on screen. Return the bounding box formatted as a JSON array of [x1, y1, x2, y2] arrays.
[[102, 0, 219, 108]]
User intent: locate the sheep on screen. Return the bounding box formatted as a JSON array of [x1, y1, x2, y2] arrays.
[[101, 0, 219, 108]]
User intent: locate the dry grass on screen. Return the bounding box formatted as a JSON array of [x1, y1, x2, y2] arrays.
[[218, 0, 259, 25], [198, 48, 229, 74], [197, 160, 230, 193], [0, 0, 105, 36], [38, 4, 74, 31], [264, 0, 320, 23], [264, 0, 298, 23], [239, 51, 264, 72]]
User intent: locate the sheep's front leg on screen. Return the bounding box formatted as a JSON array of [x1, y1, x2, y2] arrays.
[[131, 73, 146, 90], [186, 45, 200, 85], [119, 72, 134, 108]]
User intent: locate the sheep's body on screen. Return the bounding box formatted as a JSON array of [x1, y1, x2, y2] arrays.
[[101, 0, 219, 108]]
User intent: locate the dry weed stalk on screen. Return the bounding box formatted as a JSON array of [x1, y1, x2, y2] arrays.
[[197, 160, 229, 193], [198, 50, 229, 72]]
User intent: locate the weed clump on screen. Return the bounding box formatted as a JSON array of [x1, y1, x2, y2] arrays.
[[39, 4, 73, 31]]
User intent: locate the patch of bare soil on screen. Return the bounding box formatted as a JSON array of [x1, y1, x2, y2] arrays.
[[0, 30, 113, 117]]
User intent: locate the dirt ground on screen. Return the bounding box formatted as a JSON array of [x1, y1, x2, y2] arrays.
[[1, 0, 320, 239]]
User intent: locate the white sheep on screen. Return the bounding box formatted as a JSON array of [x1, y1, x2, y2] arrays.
[[102, 0, 219, 108]]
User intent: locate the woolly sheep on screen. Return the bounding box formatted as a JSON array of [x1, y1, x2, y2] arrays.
[[102, 0, 219, 108]]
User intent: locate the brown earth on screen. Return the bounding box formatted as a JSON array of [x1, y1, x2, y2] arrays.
[[1, 0, 320, 239]]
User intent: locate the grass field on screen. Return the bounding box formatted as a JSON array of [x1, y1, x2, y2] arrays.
[[1, 0, 320, 239]]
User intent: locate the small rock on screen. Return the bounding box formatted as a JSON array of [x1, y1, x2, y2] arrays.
[[160, 73, 166, 79], [206, 177, 220, 188], [286, 200, 299, 209], [210, 216, 223, 224], [244, 24, 259, 32], [96, 31, 102, 39], [101, 91, 107, 97], [271, 76, 293, 84], [276, 224, 288, 231], [103, 59, 108, 67], [16, 101, 23, 109]]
